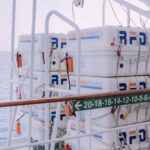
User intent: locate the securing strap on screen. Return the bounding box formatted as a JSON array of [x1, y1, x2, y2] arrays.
[[16, 52, 22, 68]]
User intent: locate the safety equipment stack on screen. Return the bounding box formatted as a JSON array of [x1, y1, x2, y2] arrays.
[[16, 33, 68, 141], [65, 26, 150, 149]]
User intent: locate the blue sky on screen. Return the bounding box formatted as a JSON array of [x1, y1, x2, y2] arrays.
[[0, 0, 149, 51]]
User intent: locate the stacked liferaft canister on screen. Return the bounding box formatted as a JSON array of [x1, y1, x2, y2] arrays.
[[66, 26, 150, 149], [16, 33, 68, 141]]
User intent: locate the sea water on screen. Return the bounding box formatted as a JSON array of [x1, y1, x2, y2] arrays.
[[0, 51, 10, 141], [0, 51, 21, 142]]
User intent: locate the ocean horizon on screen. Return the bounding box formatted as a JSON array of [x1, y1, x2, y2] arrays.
[[0, 51, 20, 141]]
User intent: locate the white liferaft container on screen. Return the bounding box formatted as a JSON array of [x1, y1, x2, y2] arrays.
[[67, 26, 148, 52], [67, 26, 149, 77], [20, 71, 68, 99], [144, 51, 150, 75], [18, 33, 67, 52], [17, 70, 68, 141], [17, 106, 67, 141], [18, 33, 67, 72], [66, 118, 119, 150], [20, 49, 67, 73], [66, 76, 149, 149], [18, 70, 68, 126], [69, 50, 139, 77], [66, 119, 149, 150], [70, 75, 148, 124]]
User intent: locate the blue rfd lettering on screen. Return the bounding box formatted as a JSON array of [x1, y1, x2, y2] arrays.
[[119, 31, 127, 45], [130, 36, 137, 44], [139, 32, 146, 45], [119, 132, 127, 145], [129, 135, 136, 144], [61, 42, 67, 48], [119, 31, 146, 45], [52, 37, 59, 48], [51, 75, 59, 85], [61, 78, 67, 85], [119, 129, 146, 146], [51, 111, 66, 121], [119, 83, 127, 91], [51, 37, 67, 48], [119, 82, 146, 91], [51, 74, 67, 85], [139, 82, 146, 90], [139, 129, 146, 142]]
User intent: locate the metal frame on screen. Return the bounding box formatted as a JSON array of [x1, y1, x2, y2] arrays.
[[114, 0, 150, 18], [1, 89, 150, 149], [9, 0, 37, 150], [7, 1, 150, 150], [1, 89, 150, 108], [1, 120, 150, 150], [44, 10, 81, 150], [102, 0, 131, 26]]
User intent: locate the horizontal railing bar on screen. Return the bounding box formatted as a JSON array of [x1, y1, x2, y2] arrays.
[[0, 89, 150, 108], [1, 120, 150, 150]]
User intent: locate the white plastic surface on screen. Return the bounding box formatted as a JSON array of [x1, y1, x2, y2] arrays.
[[69, 51, 140, 77], [18, 33, 67, 71], [66, 76, 150, 149], [19, 71, 68, 99], [66, 119, 149, 150], [67, 26, 148, 52], [17, 107, 67, 141]]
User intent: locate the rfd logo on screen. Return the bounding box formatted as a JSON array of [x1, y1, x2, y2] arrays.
[[119, 31, 146, 45], [51, 37, 66, 48], [119, 82, 146, 91], [51, 74, 67, 85], [51, 111, 66, 121], [119, 129, 146, 145]]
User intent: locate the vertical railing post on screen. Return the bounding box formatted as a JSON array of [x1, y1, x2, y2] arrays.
[[8, 0, 16, 147], [127, 8, 130, 26], [28, 0, 37, 150], [44, 11, 51, 150], [8, 1, 37, 149], [44, 10, 81, 150], [9, 0, 16, 126], [102, 0, 108, 26]]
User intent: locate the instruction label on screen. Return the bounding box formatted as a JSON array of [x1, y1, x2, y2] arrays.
[[72, 93, 150, 111]]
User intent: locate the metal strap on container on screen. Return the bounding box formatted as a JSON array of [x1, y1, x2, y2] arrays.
[[145, 31, 150, 75], [116, 29, 123, 76]]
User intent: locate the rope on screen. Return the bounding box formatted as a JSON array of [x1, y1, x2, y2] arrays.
[[72, 1, 76, 23], [119, 3, 137, 27], [109, 0, 122, 26]]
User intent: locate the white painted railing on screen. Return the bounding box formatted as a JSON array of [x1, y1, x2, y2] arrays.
[[44, 10, 81, 150], [1, 89, 150, 150], [9, 1, 37, 150]]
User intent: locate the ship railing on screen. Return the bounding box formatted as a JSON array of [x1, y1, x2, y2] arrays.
[[0, 89, 150, 150]]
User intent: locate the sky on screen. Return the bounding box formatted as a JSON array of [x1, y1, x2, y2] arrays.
[[0, 0, 149, 51]]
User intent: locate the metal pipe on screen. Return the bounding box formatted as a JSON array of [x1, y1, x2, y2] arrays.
[[85, 110, 91, 150], [1, 89, 150, 108], [127, 8, 130, 26], [2, 120, 150, 150], [45, 10, 81, 150], [7, 107, 18, 147], [114, 0, 150, 18], [50, 102, 61, 150], [28, 1, 36, 149], [44, 9, 51, 150], [8, 0, 16, 147], [102, 0, 108, 26], [75, 7, 81, 150], [9, 0, 16, 126]]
